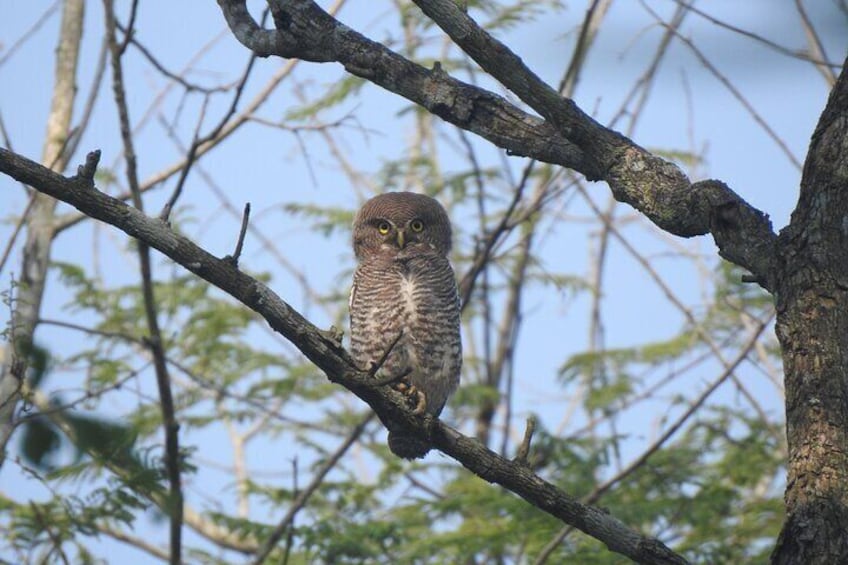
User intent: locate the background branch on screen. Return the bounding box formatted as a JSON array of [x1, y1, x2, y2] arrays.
[[103, 2, 183, 563]]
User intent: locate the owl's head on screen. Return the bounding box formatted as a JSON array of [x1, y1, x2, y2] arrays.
[[352, 192, 453, 260]]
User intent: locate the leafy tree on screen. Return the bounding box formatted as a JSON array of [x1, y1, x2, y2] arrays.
[[0, 1, 845, 564]]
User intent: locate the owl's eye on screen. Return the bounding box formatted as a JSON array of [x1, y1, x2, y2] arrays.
[[410, 219, 424, 232], [377, 221, 391, 235]]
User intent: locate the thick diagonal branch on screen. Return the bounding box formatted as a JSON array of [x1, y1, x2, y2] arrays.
[[0, 147, 687, 565], [216, 0, 589, 173], [216, 0, 777, 290], [410, 0, 777, 286]]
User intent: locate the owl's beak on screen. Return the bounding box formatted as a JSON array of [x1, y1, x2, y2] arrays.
[[396, 230, 406, 249]]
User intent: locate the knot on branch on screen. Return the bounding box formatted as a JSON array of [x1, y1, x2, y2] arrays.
[[74, 150, 101, 186], [426, 64, 474, 125], [694, 179, 777, 292], [605, 149, 777, 291], [606, 147, 707, 237]]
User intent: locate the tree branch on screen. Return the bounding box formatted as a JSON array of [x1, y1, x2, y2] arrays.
[[103, 2, 183, 561], [0, 146, 687, 564], [216, 0, 589, 173], [410, 0, 779, 286], [215, 0, 777, 290], [252, 413, 375, 564], [0, 0, 84, 466]]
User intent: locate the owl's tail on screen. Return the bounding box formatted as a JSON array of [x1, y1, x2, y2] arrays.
[[388, 431, 430, 459]]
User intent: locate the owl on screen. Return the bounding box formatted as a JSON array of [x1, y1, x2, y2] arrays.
[[350, 192, 462, 459]]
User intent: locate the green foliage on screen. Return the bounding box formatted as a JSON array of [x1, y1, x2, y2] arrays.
[[561, 331, 699, 385], [284, 75, 366, 121], [475, 0, 566, 31], [606, 410, 784, 563], [18, 417, 60, 470], [282, 203, 355, 237]]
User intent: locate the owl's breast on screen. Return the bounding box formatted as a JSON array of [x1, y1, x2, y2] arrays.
[[397, 275, 420, 326]]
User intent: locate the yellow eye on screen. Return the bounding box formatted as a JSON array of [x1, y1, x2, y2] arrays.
[[410, 219, 424, 232], [377, 221, 391, 235]]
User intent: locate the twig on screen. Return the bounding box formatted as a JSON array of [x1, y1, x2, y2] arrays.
[[103, 2, 183, 563], [116, 0, 139, 56], [63, 37, 109, 165], [513, 416, 536, 465], [281, 458, 298, 565], [405, 472, 446, 499], [252, 413, 374, 565], [558, 0, 612, 96], [534, 318, 770, 564], [160, 95, 210, 221], [29, 501, 71, 565], [367, 330, 404, 378], [671, 0, 840, 71], [225, 202, 251, 267], [458, 163, 531, 307], [117, 21, 231, 93], [0, 1, 61, 67], [639, 0, 802, 170], [793, 0, 838, 85], [0, 194, 37, 276], [95, 522, 169, 561]]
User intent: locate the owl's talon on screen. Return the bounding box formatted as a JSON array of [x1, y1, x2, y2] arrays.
[[412, 389, 427, 415], [393, 381, 427, 414]]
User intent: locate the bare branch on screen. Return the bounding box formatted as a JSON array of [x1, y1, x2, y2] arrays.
[[216, 0, 589, 172], [217, 0, 777, 291], [103, 2, 183, 561], [640, 0, 802, 170], [794, 0, 838, 85], [252, 413, 375, 564], [0, 1, 61, 68], [226, 202, 251, 267], [95, 522, 169, 562]]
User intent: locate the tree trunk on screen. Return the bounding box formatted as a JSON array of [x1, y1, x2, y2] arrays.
[[0, 0, 84, 465], [772, 56, 848, 563]]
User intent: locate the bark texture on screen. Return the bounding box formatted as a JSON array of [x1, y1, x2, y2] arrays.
[[772, 57, 848, 564]]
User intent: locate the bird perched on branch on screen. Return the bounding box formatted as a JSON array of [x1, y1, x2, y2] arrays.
[[350, 192, 462, 459]]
